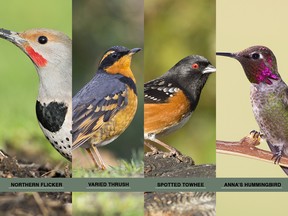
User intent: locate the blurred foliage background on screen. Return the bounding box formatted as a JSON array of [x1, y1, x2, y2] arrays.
[[0, 0, 215, 168], [73, 192, 143, 216], [0, 0, 72, 163], [72, 0, 144, 168], [145, 0, 216, 164]]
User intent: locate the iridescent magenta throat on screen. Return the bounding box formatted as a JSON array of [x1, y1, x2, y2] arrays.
[[256, 63, 278, 85]]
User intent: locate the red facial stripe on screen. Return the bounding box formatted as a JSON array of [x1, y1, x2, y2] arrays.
[[25, 46, 47, 67]]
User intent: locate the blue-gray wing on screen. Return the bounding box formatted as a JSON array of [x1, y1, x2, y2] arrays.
[[72, 73, 127, 150], [282, 86, 288, 107]]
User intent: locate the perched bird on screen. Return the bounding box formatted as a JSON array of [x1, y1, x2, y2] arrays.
[[0, 28, 72, 161], [72, 46, 141, 169], [217, 46, 288, 175], [144, 55, 216, 156]]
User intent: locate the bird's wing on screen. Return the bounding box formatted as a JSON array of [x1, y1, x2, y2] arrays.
[[144, 78, 179, 104], [266, 140, 277, 153], [281, 86, 288, 108], [72, 74, 127, 150]]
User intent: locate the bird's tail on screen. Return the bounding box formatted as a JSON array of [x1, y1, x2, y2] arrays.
[[280, 166, 288, 175]]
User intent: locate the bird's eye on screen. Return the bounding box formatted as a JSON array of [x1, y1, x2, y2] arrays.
[[38, 36, 48, 44], [192, 63, 199, 69], [111, 53, 117, 58], [251, 53, 260, 60]]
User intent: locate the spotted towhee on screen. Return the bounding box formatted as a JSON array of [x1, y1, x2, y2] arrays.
[[144, 55, 215, 157], [72, 46, 141, 169]]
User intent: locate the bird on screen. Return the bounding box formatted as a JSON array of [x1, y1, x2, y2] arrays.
[[144, 55, 216, 157], [72, 46, 141, 169], [217, 46, 288, 175], [0, 28, 72, 161]]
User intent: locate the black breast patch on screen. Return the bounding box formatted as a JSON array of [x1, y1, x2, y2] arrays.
[[119, 76, 137, 95], [36, 100, 68, 132]]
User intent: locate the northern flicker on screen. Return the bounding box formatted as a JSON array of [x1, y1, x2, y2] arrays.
[[0, 28, 72, 161]]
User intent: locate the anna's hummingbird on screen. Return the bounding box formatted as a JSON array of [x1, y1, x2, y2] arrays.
[[217, 46, 288, 175]]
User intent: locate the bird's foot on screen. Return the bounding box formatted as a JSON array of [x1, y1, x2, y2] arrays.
[[272, 150, 283, 164], [145, 141, 160, 156], [249, 130, 264, 139], [85, 146, 107, 171], [162, 149, 185, 162], [240, 130, 263, 146], [145, 150, 159, 157], [99, 162, 107, 170], [146, 137, 184, 161]]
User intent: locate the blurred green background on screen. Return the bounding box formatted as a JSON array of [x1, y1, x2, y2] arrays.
[[145, 0, 216, 164], [73, 192, 143, 216], [0, 0, 71, 163], [72, 0, 144, 167]]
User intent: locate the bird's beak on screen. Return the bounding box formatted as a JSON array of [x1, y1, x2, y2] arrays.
[[216, 52, 237, 58], [0, 28, 26, 48], [128, 48, 142, 56], [202, 64, 216, 74]]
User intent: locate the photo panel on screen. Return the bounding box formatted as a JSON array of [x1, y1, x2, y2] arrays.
[[72, 0, 144, 177], [0, 0, 72, 177], [216, 0, 288, 178], [217, 0, 288, 215], [144, 0, 216, 178]]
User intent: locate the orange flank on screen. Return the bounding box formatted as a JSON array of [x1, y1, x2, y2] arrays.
[[91, 88, 138, 146], [73, 88, 137, 148], [144, 90, 190, 135]]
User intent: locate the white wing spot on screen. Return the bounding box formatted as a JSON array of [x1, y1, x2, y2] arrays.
[[163, 88, 168, 92]]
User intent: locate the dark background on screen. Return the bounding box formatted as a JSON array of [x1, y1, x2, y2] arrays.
[[73, 0, 144, 164]]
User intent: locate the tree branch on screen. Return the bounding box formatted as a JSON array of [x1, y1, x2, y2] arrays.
[[216, 132, 288, 168]]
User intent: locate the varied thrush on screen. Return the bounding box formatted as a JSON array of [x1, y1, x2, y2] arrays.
[[144, 55, 215, 156], [72, 46, 141, 169]]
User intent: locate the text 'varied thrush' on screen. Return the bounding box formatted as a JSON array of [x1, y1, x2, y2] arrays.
[[0, 28, 72, 161], [72, 46, 141, 169], [217, 46, 288, 175], [144, 55, 215, 157]]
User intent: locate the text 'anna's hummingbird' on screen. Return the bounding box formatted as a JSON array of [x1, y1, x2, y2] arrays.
[[217, 46, 288, 175]]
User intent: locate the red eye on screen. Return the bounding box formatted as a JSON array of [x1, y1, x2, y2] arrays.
[[192, 63, 199, 69]]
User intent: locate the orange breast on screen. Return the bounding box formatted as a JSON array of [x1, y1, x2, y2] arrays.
[[144, 90, 190, 135]]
